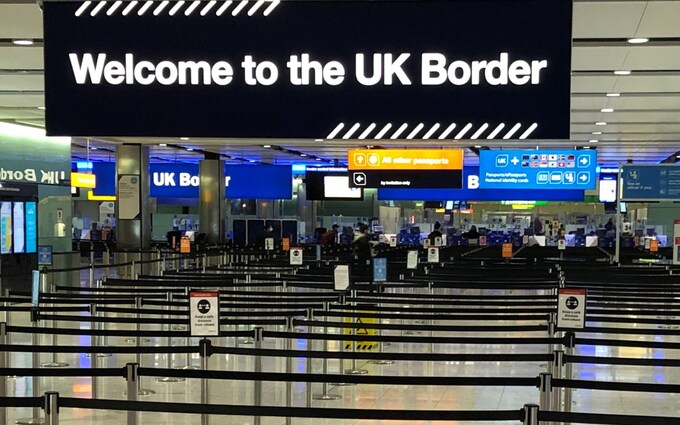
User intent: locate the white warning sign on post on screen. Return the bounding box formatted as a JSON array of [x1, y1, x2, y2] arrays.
[[189, 291, 220, 337], [334, 264, 350, 291], [557, 239, 566, 251], [407, 250, 419, 269], [264, 238, 274, 251], [290, 247, 303, 265], [389, 236, 397, 247], [557, 288, 586, 330], [427, 247, 439, 263]]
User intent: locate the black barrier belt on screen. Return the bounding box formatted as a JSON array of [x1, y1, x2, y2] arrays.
[[210, 346, 553, 363], [583, 326, 680, 336], [0, 344, 198, 355], [143, 300, 328, 308], [587, 308, 680, 317], [0, 306, 90, 312], [4, 324, 247, 339], [336, 304, 556, 314], [0, 367, 125, 378], [43, 292, 164, 300], [297, 319, 548, 333], [0, 396, 42, 409], [553, 378, 680, 394], [588, 316, 680, 325], [97, 306, 308, 319], [36, 313, 188, 325], [55, 286, 181, 294], [565, 354, 680, 368], [32, 298, 136, 305], [59, 397, 524, 421], [355, 292, 557, 300], [587, 290, 678, 299], [138, 367, 539, 387], [320, 311, 549, 322], [590, 295, 680, 303], [0, 296, 31, 303], [266, 331, 561, 346], [539, 411, 680, 425], [345, 298, 555, 307], [576, 337, 680, 350], [588, 302, 680, 311]]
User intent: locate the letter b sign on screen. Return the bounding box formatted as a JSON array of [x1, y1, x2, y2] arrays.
[[468, 175, 479, 189]]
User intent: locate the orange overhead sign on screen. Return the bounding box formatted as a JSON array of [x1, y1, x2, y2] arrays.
[[348, 149, 463, 171], [180, 237, 191, 254], [650, 239, 659, 252], [502, 243, 513, 258]]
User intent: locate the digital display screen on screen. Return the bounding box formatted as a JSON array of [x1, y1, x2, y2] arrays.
[[306, 170, 363, 201], [324, 176, 362, 199], [0, 202, 12, 254], [599, 177, 617, 203], [25, 202, 37, 253], [12, 202, 25, 254]]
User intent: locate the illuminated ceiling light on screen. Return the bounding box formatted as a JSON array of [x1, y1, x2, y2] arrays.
[[315, 139, 324, 142], [90, 147, 98, 150], [37, 106, 46, 110], [589, 139, 599, 143], [12, 39, 34, 46], [249, 159, 256, 163], [595, 122, 607, 126], [592, 131, 602, 135], [263, 145, 271, 148], [300, 153, 307, 157], [159, 143, 167, 147], [627, 37, 649, 44], [606, 93, 621, 97], [474, 145, 482, 149], [614, 70, 631, 76], [180, 137, 189, 140], [600, 108, 614, 113], [186, 147, 194, 151], [316, 158, 322, 161]]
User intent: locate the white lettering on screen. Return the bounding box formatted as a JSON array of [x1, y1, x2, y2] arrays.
[[156, 61, 178, 85], [177, 61, 211, 85], [509, 60, 531, 85], [134, 61, 155, 85], [241, 55, 258, 85], [103, 60, 125, 85], [211, 61, 234, 86], [383, 53, 411, 85], [255, 61, 278, 86], [355, 53, 383, 86], [467, 175, 479, 190], [449, 61, 471, 86], [421, 53, 447, 85], [69, 53, 106, 84]]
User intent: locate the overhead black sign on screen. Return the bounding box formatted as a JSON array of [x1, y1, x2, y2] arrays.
[[349, 170, 463, 189], [44, 0, 572, 139]]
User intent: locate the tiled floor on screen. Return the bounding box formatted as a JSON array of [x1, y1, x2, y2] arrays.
[[2, 267, 679, 424]]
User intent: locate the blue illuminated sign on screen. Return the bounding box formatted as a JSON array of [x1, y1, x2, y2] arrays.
[[479, 150, 597, 190], [377, 167, 584, 201], [373, 258, 387, 282], [25, 202, 37, 253], [622, 165, 680, 201], [90, 163, 292, 200]]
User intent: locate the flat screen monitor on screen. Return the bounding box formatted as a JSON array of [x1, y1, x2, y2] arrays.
[[25, 202, 37, 253], [599, 177, 617, 203], [12, 202, 25, 254], [323, 176, 362, 199], [0, 201, 12, 254], [306, 170, 363, 201], [445, 201, 454, 210]]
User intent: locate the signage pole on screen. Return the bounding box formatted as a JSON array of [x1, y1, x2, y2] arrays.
[[614, 164, 622, 264]]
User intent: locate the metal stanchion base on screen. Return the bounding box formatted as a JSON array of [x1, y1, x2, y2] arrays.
[[41, 361, 70, 368], [15, 418, 44, 425], [172, 325, 187, 331], [155, 377, 186, 383], [344, 369, 368, 375], [85, 353, 112, 358], [125, 388, 156, 396], [125, 338, 151, 344], [331, 382, 356, 386], [177, 365, 201, 370], [240, 338, 255, 345], [313, 393, 342, 401], [369, 360, 394, 365]]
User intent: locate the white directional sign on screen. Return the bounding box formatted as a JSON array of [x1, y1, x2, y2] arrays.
[[407, 250, 419, 269], [290, 248, 304, 265], [389, 236, 397, 247], [265, 238, 275, 251], [189, 291, 220, 337], [427, 247, 440, 263], [557, 288, 586, 330], [558, 239, 566, 251], [334, 265, 350, 291]]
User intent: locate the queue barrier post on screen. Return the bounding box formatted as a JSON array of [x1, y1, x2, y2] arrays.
[[89, 251, 95, 288], [314, 302, 341, 400], [200, 338, 212, 425], [41, 277, 68, 369], [253, 327, 264, 425], [103, 246, 110, 279], [285, 317, 293, 425], [552, 350, 564, 412], [305, 312, 314, 407], [131, 297, 154, 395], [43, 392, 59, 425], [0, 322, 6, 425], [523, 404, 539, 425], [125, 363, 139, 425], [538, 373, 553, 414], [16, 310, 44, 425], [564, 332, 576, 412]]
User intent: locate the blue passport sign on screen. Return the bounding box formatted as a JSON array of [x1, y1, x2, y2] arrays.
[[479, 150, 597, 190], [622, 165, 680, 201]]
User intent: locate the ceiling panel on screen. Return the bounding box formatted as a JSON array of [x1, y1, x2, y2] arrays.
[[573, 1, 646, 38], [0, 75, 44, 91], [636, 2, 680, 37], [572, 47, 630, 71], [0, 47, 43, 69], [0, 4, 43, 39]]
